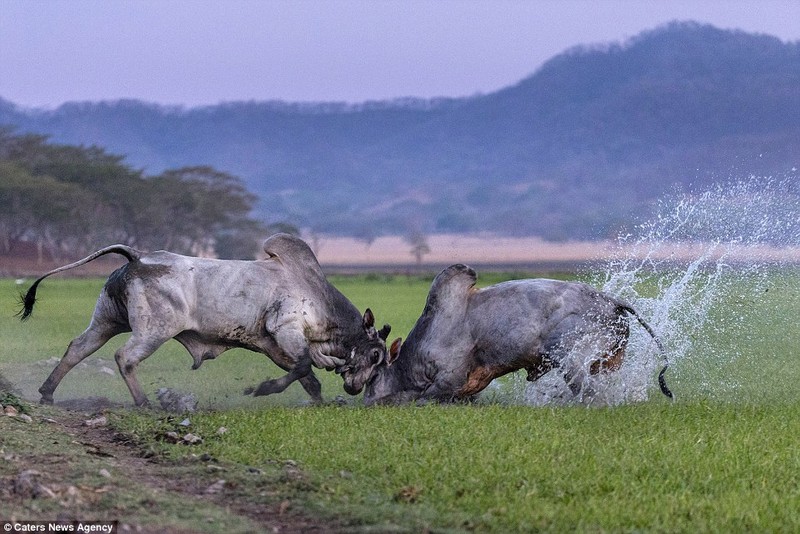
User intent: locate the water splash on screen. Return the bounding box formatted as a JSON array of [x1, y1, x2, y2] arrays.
[[509, 175, 800, 406]]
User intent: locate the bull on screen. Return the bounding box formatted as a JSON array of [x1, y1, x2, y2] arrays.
[[18, 233, 390, 406], [357, 264, 671, 405]]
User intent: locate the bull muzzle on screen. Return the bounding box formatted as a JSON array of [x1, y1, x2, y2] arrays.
[[343, 381, 363, 396]]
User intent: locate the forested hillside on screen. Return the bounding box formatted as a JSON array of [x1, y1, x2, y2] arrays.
[[0, 130, 270, 261], [2, 22, 798, 240]]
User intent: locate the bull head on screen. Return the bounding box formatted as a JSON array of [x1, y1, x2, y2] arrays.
[[338, 309, 392, 395], [362, 337, 403, 405]]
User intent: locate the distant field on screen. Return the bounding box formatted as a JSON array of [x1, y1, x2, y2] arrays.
[[3, 269, 800, 531]]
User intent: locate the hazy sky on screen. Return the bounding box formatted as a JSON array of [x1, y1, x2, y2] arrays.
[[2, 0, 799, 109]]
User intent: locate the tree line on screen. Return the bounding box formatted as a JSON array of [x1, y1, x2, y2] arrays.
[[0, 128, 287, 262]]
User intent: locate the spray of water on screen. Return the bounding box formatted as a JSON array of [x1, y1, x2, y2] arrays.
[[507, 175, 800, 406]]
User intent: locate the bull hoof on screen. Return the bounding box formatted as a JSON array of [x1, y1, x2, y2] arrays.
[[251, 380, 280, 397], [243, 386, 255, 396], [39, 395, 54, 405]]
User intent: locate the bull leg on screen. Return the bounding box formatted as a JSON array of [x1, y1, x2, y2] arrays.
[[249, 349, 314, 399], [559, 348, 593, 400], [298, 371, 323, 404], [39, 323, 121, 404], [114, 335, 169, 407], [559, 326, 628, 402], [526, 357, 556, 382], [456, 365, 504, 399], [562, 367, 590, 399], [589, 344, 626, 375], [563, 347, 626, 403]]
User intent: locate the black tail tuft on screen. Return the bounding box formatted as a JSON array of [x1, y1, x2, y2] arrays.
[[16, 279, 42, 321], [15, 244, 140, 322], [658, 365, 673, 400], [620, 302, 673, 401]]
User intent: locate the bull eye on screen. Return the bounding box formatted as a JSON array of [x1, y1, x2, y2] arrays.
[[371, 348, 381, 364]]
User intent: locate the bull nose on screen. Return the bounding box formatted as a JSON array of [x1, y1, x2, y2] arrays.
[[343, 382, 362, 396]]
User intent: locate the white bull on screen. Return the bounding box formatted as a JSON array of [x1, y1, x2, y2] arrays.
[[20, 233, 389, 406]]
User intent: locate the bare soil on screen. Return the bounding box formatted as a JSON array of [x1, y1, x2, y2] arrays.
[[0, 395, 347, 533]]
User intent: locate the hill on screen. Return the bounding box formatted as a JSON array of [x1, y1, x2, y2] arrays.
[[2, 22, 798, 240]]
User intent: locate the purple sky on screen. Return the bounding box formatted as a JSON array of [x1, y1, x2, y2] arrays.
[[2, 0, 799, 109]]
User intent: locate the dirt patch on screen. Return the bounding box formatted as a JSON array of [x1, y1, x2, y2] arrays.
[[0, 397, 349, 533]]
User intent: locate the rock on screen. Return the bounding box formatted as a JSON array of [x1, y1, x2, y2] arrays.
[[157, 388, 198, 413], [13, 469, 42, 498], [182, 433, 203, 445], [17, 414, 33, 423], [83, 415, 108, 428], [98, 469, 111, 478], [164, 431, 180, 443], [179, 418, 191, 427], [4, 405, 18, 416], [216, 426, 228, 435], [13, 473, 58, 500], [204, 479, 226, 494]]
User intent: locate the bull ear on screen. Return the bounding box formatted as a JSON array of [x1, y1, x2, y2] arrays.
[[388, 337, 402, 366], [378, 324, 391, 341], [362, 308, 375, 329]]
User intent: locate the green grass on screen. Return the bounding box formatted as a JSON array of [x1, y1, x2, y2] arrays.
[[120, 402, 800, 532], [3, 270, 800, 532]]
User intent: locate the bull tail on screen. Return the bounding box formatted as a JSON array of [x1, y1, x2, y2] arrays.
[[17, 244, 141, 321], [618, 303, 673, 400]]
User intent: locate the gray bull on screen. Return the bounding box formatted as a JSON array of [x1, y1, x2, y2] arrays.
[[19, 233, 390, 406], [360, 264, 671, 405]]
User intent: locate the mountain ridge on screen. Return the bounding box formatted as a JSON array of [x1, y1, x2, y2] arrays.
[[2, 21, 798, 240]]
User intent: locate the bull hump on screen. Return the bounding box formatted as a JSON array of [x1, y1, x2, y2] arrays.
[[426, 264, 477, 310], [262, 234, 323, 272], [438, 264, 477, 284]]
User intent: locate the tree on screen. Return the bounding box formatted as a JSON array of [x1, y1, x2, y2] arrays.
[[0, 161, 97, 261], [405, 230, 431, 265]]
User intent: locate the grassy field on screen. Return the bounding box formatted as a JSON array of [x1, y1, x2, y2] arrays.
[[2, 268, 800, 532]]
